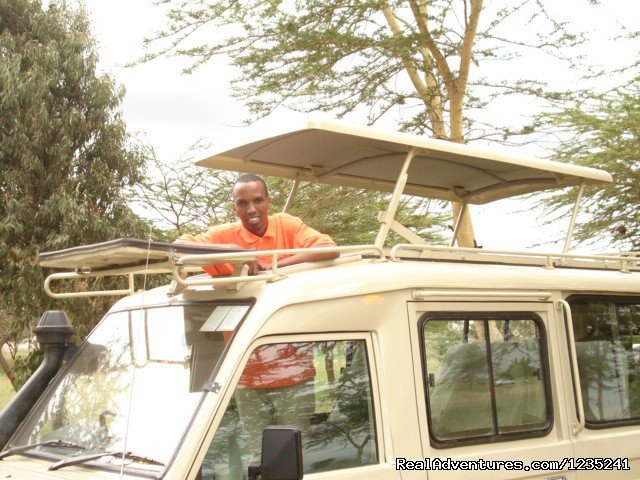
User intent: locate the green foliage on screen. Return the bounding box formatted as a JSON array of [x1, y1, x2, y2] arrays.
[[11, 348, 43, 391], [136, 160, 448, 246], [131, 141, 236, 237], [540, 86, 640, 250], [265, 178, 447, 246], [143, 0, 584, 142], [0, 0, 153, 387]]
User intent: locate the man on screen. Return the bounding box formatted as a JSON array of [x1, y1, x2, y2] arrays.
[[177, 173, 339, 275], [178, 174, 338, 465]]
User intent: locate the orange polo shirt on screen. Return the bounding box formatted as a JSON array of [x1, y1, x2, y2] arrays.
[[182, 213, 330, 388], [180, 212, 334, 276]]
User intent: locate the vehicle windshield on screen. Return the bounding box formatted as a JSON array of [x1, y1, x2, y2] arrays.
[[11, 303, 250, 474]]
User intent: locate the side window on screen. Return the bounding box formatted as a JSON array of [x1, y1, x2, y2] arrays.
[[569, 296, 640, 425], [422, 314, 551, 446], [200, 339, 377, 479]]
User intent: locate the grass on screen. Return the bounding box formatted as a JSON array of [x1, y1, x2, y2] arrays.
[[0, 372, 14, 409]]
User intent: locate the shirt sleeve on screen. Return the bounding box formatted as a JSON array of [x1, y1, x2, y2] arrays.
[[288, 216, 335, 248], [179, 227, 218, 244], [178, 226, 237, 277]]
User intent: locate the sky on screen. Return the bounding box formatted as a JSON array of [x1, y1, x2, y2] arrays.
[[82, 0, 639, 252]]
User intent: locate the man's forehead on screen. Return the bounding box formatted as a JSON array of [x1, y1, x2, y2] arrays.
[[232, 180, 268, 199]]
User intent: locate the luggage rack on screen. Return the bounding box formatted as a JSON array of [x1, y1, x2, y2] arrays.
[[390, 244, 640, 273], [41, 242, 385, 299]]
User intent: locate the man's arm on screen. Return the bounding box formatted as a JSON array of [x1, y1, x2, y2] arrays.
[[247, 244, 339, 275], [173, 238, 201, 245], [277, 243, 340, 268]]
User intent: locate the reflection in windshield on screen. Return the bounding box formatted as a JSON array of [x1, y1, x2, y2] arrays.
[[12, 304, 246, 473]]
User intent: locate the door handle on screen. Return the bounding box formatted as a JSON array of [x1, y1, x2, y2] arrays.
[[545, 476, 567, 480]]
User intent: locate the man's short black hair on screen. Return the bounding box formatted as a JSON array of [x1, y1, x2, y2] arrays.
[[234, 173, 269, 198]]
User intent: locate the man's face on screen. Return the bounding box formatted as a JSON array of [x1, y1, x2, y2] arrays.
[[232, 181, 271, 236]]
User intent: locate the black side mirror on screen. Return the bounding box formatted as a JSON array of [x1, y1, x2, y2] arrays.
[[248, 425, 303, 480]]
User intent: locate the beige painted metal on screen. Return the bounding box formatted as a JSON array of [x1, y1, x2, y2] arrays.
[[42, 264, 203, 298], [41, 244, 384, 298], [172, 245, 385, 288], [197, 119, 612, 204], [282, 175, 302, 213], [44, 271, 136, 299], [555, 299, 585, 435], [374, 147, 418, 247], [41, 240, 639, 299], [449, 201, 468, 247], [176, 330, 402, 480], [412, 289, 553, 300], [377, 211, 427, 245], [563, 182, 586, 254], [391, 243, 640, 272]]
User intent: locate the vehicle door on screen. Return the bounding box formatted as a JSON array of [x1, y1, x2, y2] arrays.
[[191, 332, 400, 480], [561, 294, 640, 480], [408, 298, 576, 480]]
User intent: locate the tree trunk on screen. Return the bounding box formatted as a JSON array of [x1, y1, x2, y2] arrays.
[[0, 343, 17, 391]]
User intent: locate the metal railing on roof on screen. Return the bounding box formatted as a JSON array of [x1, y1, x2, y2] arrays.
[[43, 245, 385, 299], [390, 244, 640, 273]]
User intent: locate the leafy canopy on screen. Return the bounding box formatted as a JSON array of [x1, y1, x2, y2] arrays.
[[0, 0, 151, 387], [144, 0, 584, 143], [540, 86, 640, 250]]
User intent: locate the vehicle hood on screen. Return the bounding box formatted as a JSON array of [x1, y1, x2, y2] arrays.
[[0, 456, 133, 479]]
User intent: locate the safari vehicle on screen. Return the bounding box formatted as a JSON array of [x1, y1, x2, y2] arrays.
[[0, 120, 638, 480]]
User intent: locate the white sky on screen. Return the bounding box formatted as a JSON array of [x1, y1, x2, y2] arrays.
[[83, 0, 639, 252]]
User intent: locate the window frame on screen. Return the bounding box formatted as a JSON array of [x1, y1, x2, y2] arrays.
[[197, 332, 382, 477], [419, 311, 554, 448], [566, 294, 640, 430]]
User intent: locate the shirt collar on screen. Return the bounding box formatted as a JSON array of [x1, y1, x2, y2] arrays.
[[238, 215, 275, 244]]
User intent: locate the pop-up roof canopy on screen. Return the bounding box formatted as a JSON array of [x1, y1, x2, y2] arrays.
[[197, 119, 612, 204]]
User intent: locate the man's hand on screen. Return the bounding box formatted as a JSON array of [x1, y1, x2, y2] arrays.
[[246, 259, 267, 276]]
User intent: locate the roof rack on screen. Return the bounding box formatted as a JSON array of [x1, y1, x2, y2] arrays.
[[42, 244, 385, 298], [390, 244, 640, 273]]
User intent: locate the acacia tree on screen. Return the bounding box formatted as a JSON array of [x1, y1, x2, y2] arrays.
[[132, 142, 236, 237], [142, 0, 586, 247], [539, 86, 640, 250], [0, 0, 150, 389]]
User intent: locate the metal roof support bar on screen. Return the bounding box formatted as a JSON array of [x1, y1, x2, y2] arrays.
[[375, 148, 419, 248], [282, 175, 302, 213], [555, 299, 585, 435], [563, 182, 585, 253], [449, 202, 468, 247], [377, 212, 427, 245]]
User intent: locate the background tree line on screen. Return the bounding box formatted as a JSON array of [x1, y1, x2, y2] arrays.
[[1, 0, 638, 393]]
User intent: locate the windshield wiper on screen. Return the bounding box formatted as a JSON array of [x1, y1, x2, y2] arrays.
[[49, 450, 166, 471], [0, 439, 85, 460]]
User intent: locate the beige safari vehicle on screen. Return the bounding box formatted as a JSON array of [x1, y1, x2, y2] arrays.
[[0, 120, 638, 480]]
